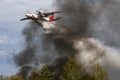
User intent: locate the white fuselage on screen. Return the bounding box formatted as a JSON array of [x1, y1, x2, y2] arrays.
[[25, 13, 38, 19], [25, 13, 49, 21]]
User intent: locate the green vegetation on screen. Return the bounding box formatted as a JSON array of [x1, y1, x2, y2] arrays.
[[28, 66, 53, 80], [5, 75, 22, 80], [92, 64, 109, 80], [59, 57, 109, 80], [0, 75, 4, 80], [60, 57, 83, 80], [4, 57, 109, 80]]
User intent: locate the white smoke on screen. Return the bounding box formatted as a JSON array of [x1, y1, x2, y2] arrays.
[[74, 38, 120, 70]]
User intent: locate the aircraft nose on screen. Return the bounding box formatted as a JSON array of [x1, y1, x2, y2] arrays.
[[25, 14, 29, 16], [25, 14, 31, 17]]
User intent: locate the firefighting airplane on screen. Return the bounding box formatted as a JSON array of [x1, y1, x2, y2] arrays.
[[20, 10, 60, 24]]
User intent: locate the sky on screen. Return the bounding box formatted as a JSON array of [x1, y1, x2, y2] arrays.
[[0, 0, 54, 76]]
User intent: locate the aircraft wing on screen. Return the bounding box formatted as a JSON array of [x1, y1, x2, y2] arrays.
[[44, 11, 60, 17], [20, 18, 30, 21]]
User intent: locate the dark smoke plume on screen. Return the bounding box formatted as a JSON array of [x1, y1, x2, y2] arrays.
[[14, 0, 120, 80], [14, 21, 43, 79], [13, 20, 78, 79], [55, 0, 91, 34], [55, 0, 120, 80]]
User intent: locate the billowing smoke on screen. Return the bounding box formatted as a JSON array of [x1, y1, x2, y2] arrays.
[[75, 38, 120, 69], [13, 0, 120, 80], [74, 38, 120, 80], [13, 21, 77, 79], [55, 0, 120, 79]]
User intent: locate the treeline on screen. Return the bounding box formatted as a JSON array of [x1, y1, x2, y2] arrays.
[[5, 57, 109, 80]]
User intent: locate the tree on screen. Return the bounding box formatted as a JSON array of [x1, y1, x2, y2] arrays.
[[39, 66, 53, 80], [28, 70, 41, 80], [60, 57, 109, 80], [92, 64, 109, 80], [28, 66, 53, 80], [5, 75, 22, 80], [9, 58, 109, 80], [60, 57, 83, 80]]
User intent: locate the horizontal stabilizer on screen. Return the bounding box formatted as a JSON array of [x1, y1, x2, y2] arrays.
[[54, 17, 61, 21], [53, 11, 61, 13]]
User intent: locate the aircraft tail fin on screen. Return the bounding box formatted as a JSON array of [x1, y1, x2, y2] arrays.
[[49, 13, 54, 22]]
